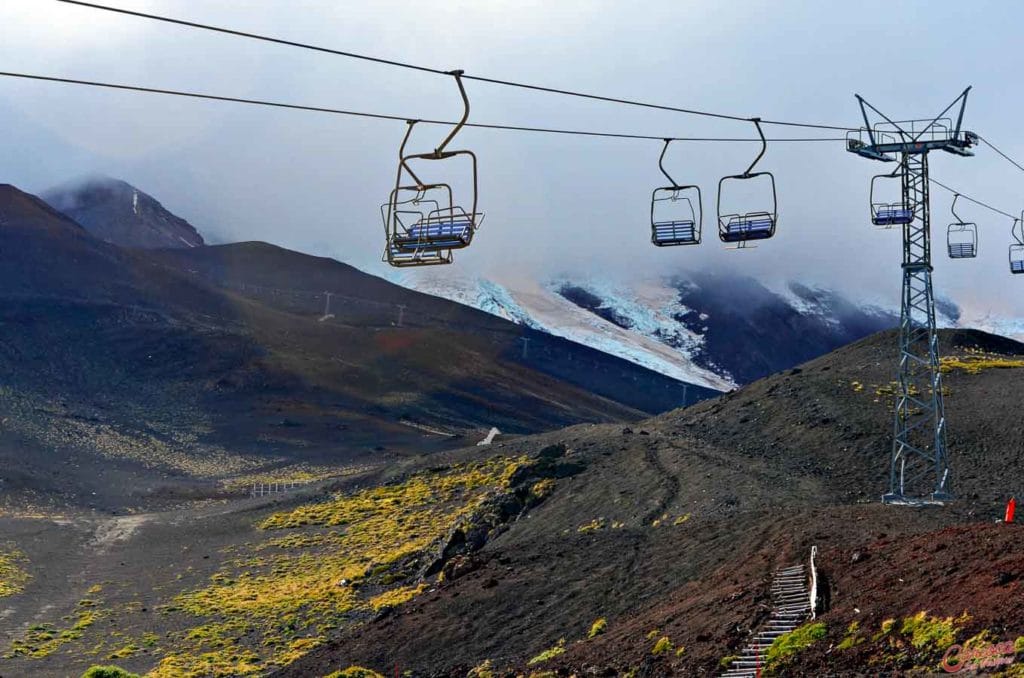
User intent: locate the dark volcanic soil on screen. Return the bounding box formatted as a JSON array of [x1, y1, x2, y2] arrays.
[[278, 328, 1024, 677], [0, 184, 714, 513]]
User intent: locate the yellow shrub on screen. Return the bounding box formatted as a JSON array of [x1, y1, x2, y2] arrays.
[[154, 457, 524, 676], [651, 636, 673, 655], [528, 639, 566, 665], [0, 548, 30, 597], [578, 518, 607, 533], [325, 667, 385, 678], [899, 611, 968, 650], [368, 583, 426, 611]]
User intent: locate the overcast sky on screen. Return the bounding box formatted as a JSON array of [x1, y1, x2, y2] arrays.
[[1, 0, 1023, 320]]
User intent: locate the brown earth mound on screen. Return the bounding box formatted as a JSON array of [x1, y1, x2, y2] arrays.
[[278, 328, 1024, 677]]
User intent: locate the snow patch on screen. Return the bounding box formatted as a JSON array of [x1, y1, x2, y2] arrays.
[[399, 272, 733, 391]]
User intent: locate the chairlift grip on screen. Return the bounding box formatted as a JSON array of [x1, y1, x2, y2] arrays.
[[434, 70, 470, 157]]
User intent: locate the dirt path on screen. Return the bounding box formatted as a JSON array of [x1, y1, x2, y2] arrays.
[[90, 514, 152, 549], [641, 442, 681, 525]]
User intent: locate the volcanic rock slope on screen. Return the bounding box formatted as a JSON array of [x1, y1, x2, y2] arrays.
[[42, 176, 205, 249], [0, 183, 711, 511], [278, 328, 1024, 677]]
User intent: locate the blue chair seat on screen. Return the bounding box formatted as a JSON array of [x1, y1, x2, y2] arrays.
[[721, 217, 774, 243], [873, 208, 913, 225], [652, 220, 697, 246], [393, 220, 473, 250], [1011, 260, 1024, 274], [948, 243, 976, 259]]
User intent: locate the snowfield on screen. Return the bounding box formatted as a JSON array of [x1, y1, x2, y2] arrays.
[[392, 269, 1021, 388]]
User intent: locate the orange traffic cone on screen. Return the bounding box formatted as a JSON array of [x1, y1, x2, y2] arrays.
[[1006, 497, 1017, 524]]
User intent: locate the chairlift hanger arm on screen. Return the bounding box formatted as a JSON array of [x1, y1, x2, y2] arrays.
[[743, 118, 768, 176], [950, 193, 963, 224], [434, 70, 470, 157], [398, 120, 427, 187], [658, 139, 679, 188]]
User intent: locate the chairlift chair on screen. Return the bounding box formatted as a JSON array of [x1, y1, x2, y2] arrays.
[[381, 72, 483, 268], [869, 164, 913, 228], [946, 194, 977, 259], [717, 119, 777, 247], [650, 139, 702, 247], [384, 183, 475, 252], [380, 187, 455, 266], [1010, 245, 1024, 275], [1011, 217, 1024, 275]]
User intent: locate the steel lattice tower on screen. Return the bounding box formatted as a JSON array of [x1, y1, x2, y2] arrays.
[[847, 88, 977, 505]]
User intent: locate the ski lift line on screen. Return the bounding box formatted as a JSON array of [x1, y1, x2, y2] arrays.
[[0, 71, 844, 143], [54, 0, 858, 132], [2, 70, 1017, 222], [927, 177, 1017, 221], [979, 137, 1024, 174]]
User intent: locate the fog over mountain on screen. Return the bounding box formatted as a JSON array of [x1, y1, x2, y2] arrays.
[[43, 176, 204, 249], [1, 0, 1022, 325]]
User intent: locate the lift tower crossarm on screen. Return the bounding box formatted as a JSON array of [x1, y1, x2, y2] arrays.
[[848, 88, 977, 161]]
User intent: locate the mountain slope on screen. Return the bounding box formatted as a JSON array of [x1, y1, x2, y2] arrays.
[[278, 328, 1024, 677], [0, 184, 715, 511], [42, 176, 204, 249]]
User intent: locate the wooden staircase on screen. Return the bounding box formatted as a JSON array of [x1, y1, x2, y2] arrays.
[[719, 562, 812, 678]]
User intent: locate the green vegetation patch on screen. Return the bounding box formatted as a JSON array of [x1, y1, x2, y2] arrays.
[[899, 611, 968, 650], [151, 456, 528, 676], [528, 638, 566, 665], [0, 546, 30, 597], [940, 353, 1024, 374], [588, 618, 607, 639], [325, 666, 385, 678], [651, 636, 673, 655], [764, 621, 827, 673], [81, 666, 141, 678], [5, 604, 102, 659], [838, 620, 866, 650]]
